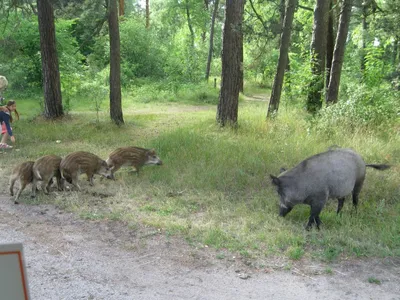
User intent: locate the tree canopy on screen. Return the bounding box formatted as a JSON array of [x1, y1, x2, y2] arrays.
[[0, 0, 398, 125]]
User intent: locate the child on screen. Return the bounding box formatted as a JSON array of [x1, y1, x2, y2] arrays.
[[0, 100, 19, 149]]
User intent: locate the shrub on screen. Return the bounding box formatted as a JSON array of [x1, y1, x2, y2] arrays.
[[312, 83, 399, 134]]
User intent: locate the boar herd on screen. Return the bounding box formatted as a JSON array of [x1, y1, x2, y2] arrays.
[[9, 146, 162, 204], [9, 146, 390, 230]]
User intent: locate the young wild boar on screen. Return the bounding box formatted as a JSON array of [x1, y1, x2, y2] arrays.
[[60, 151, 112, 191], [270, 148, 390, 230], [9, 161, 34, 204], [31, 154, 63, 198], [106, 147, 163, 179]]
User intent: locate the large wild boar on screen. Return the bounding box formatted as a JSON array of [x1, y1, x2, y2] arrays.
[[106, 146, 162, 179], [270, 148, 390, 230], [31, 154, 63, 198], [60, 151, 113, 190], [9, 161, 34, 204]]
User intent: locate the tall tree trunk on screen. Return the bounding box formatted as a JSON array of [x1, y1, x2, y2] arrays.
[[360, 2, 367, 74], [146, 0, 150, 28], [202, 0, 209, 43], [238, 20, 244, 93], [205, 0, 219, 81], [392, 36, 399, 68], [267, 0, 298, 118], [108, 0, 124, 125], [216, 0, 244, 127], [185, 0, 195, 48], [326, 0, 335, 89], [280, 0, 292, 99], [118, 0, 124, 16], [37, 0, 63, 119], [306, 0, 330, 114], [326, 0, 353, 104]]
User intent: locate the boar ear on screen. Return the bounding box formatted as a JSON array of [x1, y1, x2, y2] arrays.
[[146, 149, 154, 156], [270, 175, 280, 186]]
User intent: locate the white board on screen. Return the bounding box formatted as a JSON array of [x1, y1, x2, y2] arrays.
[[0, 243, 30, 300]]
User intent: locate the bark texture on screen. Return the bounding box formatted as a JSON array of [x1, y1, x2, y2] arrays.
[[267, 0, 298, 118], [37, 0, 64, 119], [205, 0, 220, 81], [306, 0, 330, 114], [216, 0, 244, 127], [109, 0, 124, 125], [326, 0, 353, 104]]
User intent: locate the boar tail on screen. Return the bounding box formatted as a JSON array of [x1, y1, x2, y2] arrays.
[[366, 164, 391, 170]]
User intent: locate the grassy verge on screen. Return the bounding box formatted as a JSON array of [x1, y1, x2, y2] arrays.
[[1, 96, 399, 262]]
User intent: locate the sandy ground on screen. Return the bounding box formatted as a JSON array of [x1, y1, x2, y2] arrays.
[[0, 194, 399, 300]]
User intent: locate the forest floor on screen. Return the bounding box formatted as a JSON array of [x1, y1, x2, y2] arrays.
[[0, 194, 399, 300]]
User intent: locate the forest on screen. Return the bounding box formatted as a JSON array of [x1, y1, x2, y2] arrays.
[[0, 0, 398, 125], [0, 0, 399, 261]]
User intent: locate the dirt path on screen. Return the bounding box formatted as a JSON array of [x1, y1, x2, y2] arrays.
[[0, 196, 399, 300]]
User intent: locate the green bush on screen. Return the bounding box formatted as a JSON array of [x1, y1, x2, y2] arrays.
[[0, 16, 85, 93], [313, 83, 399, 133], [119, 18, 166, 81]]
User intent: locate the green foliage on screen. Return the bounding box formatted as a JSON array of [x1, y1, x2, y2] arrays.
[[0, 15, 41, 89], [126, 80, 218, 104], [0, 15, 84, 92], [312, 83, 399, 134], [286, 246, 305, 260], [368, 277, 382, 285], [364, 46, 385, 87], [119, 18, 166, 80]]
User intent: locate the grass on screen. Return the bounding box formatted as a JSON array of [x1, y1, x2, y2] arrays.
[[368, 276, 382, 285], [1, 90, 399, 263]]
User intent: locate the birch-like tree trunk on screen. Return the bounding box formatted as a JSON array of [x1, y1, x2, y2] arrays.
[[267, 0, 298, 118], [326, 0, 353, 104], [205, 0, 219, 81]]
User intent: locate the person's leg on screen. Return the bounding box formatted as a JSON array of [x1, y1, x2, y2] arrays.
[[1, 131, 9, 144], [1, 122, 7, 144]]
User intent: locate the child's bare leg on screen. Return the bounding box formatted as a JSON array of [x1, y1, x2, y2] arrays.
[[1, 132, 9, 144]]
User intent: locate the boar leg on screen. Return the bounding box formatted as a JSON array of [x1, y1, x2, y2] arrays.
[[70, 174, 81, 191], [110, 165, 121, 180], [87, 173, 94, 186], [132, 165, 139, 176], [31, 178, 38, 198], [56, 176, 63, 191], [337, 197, 345, 214], [15, 182, 28, 204], [72, 182, 81, 191], [352, 178, 365, 210], [306, 195, 326, 230], [44, 176, 53, 194], [9, 177, 16, 196]]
